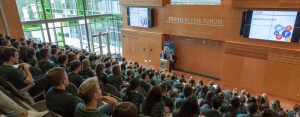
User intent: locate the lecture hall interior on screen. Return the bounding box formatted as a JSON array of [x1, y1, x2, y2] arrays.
[[0, 0, 300, 117]]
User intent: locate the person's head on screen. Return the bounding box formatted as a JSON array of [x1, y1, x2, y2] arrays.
[[258, 109, 276, 117], [179, 78, 184, 83], [112, 64, 121, 77], [3, 39, 11, 47], [247, 97, 257, 104], [211, 95, 222, 110], [160, 82, 169, 94], [271, 99, 281, 112], [218, 92, 225, 100], [160, 72, 166, 81], [82, 59, 91, 70], [26, 47, 36, 58], [293, 104, 300, 111], [12, 41, 21, 50], [121, 62, 126, 70], [230, 97, 241, 108], [262, 93, 269, 105], [247, 102, 258, 115], [241, 89, 246, 96], [112, 102, 138, 117], [201, 85, 209, 98], [67, 53, 77, 63], [19, 46, 28, 62], [26, 40, 33, 47], [178, 97, 200, 117], [95, 63, 105, 73], [1, 48, 18, 64], [240, 95, 246, 104], [70, 60, 81, 72], [40, 48, 50, 60], [205, 90, 215, 102], [199, 80, 203, 86], [47, 67, 68, 87], [214, 86, 222, 94], [104, 61, 111, 69], [51, 48, 58, 56], [78, 78, 102, 104], [58, 54, 68, 66], [256, 95, 265, 105], [145, 86, 162, 112], [79, 55, 86, 63], [141, 72, 149, 80], [183, 85, 193, 98], [129, 78, 140, 91], [126, 69, 133, 78], [246, 92, 251, 98], [137, 67, 143, 74]]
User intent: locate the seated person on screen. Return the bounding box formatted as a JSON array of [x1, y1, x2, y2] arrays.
[[160, 82, 174, 112], [288, 104, 300, 117], [175, 97, 200, 117], [0, 48, 33, 90], [79, 59, 95, 78], [57, 54, 69, 73], [75, 78, 118, 117], [142, 86, 165, 117], [124, 69, 134, 82], [172, 98, 184, 117], [50, 48, 58, 64], [108, 65, 123, 91], [174, 78, 184, 92], [140, 72, 151, 93], [68, 61, 84, 87], [104, 61, 112, 75], [123, 78, 144, 112], [204, 96, 222, 117], [237, 102, 258, 117], [0, 48, 46, 96], [112, 102, 138, 117], [95, 63, 109, 85], [46, 67, 82, 117], [38, 49, 57, 73], [26, 47, 37, 67]]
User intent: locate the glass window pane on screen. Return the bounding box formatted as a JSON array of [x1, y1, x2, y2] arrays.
[[47, 0, 78, 19], [87, 0, 109, 15], [16, 0, 43, 21]]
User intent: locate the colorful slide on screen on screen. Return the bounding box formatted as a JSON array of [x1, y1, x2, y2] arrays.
[[129, 8, 149, 28], [249, 11, 297, 42]]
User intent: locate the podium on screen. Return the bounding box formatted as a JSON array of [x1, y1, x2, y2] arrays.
[[160, 59, 170, 72]]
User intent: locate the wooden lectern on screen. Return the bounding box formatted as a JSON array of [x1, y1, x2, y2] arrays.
[[160, 59, 170, 72]]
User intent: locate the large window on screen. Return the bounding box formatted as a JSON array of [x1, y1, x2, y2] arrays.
[[16, 0, 122, 55]]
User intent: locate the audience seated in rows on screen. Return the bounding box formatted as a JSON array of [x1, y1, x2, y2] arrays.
[[0, 34, 299, 117]]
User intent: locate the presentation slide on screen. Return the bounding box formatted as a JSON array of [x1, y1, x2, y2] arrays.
[[249, 11, 298, 42], [129, 8, 149, 28]]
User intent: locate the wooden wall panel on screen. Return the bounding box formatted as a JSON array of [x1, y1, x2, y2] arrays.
[[222, 53, 300, 101], [222, 54, 243, 87], [0, 8, 5, 34], [0, 0, 24, 39], [169, 36, 224, 78], [122, 29, 164, 68]]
